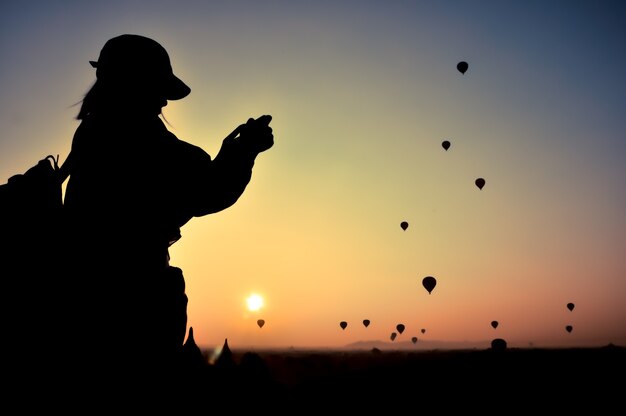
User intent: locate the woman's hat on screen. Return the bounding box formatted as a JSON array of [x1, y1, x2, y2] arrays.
[[89, 34, 191, 100]]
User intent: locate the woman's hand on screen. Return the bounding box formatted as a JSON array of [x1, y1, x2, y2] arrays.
[[237, 115, 274, 153]]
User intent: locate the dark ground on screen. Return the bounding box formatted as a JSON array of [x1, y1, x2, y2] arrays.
[[4, 344, 623, 413], [196, 344, 625, 412]]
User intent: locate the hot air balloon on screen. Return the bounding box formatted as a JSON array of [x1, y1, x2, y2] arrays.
[[411, 337, 418, 344], [390, 332, 397, 341], [567, 302, 575, 312], [400, 221, 409, 231], [491, 338, 507, 351], [422, 276, 437, 294], [442, 140, 451, 151], [457, 61, 468, 74], [421, 328, 426, 334], [491, 320, 499, 329], [565, 325, 573, 333], [257, 319, 265, 328], [363, 319, 370, 328], [396, 324, 405, 334], [475, 178, 485, 190], [340, 321, 347, 330]]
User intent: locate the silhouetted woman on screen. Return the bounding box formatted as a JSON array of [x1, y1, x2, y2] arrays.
[[59, 34, 273, 395]]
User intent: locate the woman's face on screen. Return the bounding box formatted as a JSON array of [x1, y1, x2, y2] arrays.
[[116, 79, 168, 116], [141, 93, 167, 116]]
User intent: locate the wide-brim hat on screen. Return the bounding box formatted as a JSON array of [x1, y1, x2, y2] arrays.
[[89, 34, 191, 100]]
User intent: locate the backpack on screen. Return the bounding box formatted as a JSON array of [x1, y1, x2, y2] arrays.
[[1, 155, 66, 259], [0, 155, 63, 226], [0, 154, 68, 375]]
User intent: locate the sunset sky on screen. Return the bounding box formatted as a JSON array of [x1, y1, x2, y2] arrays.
[[1, 1, 625, 350]]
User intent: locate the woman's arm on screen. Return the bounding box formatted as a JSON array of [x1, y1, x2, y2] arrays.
[[180, 115, 274, 218]]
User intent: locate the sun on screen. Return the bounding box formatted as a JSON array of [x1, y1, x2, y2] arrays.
[[246, 293, 264, 312]]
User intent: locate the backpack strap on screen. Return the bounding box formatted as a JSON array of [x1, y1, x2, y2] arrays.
[[58, 151, 72, 183], [46, 154, 60, 170]]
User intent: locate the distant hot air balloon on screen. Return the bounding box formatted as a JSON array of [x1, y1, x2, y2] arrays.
[[442, 140, 451, 151], [567, 302, 575, 312], [565, 325, 573, 333], [491, 320, 499, 329], [422, 276, 437, 294], [475, 178, 485, 190], [457, 61, 468, 74], [421, 328, 426, 334], [411, 337, 418, 344], [491, 338, 507, 351], [390, 332, 397, 341], [396, 324, 405, 334], [257, 319, 265, 329], [340, 321, 348, 330], [363, 319, 370, 328], [400, 221, 409, 231]]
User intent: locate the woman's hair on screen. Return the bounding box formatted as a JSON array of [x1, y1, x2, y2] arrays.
[[75, 81, 100, 120], [75, 79, 166, 121]]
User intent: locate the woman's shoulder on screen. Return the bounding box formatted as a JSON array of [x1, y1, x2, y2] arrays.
[[163, 129, 212, 162]]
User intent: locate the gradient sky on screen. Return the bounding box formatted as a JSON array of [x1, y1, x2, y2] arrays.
[[1, 0, 625, 350]]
